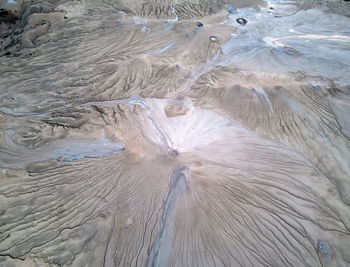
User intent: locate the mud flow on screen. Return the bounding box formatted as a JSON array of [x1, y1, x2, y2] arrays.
[[0, 0, 350, 266]]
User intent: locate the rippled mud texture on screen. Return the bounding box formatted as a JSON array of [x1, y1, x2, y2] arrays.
[[1, 0, 350, 266]]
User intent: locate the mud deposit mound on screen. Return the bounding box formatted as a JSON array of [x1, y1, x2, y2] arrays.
[[1, 0, 350, 266]]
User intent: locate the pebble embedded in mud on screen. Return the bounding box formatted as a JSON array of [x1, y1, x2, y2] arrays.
[[167, 149, 178, 158], [209, 35, 218, 42]]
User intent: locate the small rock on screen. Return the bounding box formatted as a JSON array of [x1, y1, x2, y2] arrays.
[[209, 36, 218, 42]]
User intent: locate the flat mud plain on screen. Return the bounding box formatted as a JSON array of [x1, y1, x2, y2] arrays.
[[0, 0, 350, 266]]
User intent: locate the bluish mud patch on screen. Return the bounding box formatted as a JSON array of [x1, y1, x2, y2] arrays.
[[54, 137, 125, 162], [316, 241, 329, 256], [133, 17, 147, 25], [251, 87, 273, 112], [146, 166, 187, 267], [85, 96, 149, 110], [282, 94, 304, 113], [146, 42, 176, 56], [167, 4, 178, 24], [0, 131, 125, 169], [141, 25, 151, 33], [226, 5, 237, 14], [5, 0, 16, 5], [217, 4, 350, 85]]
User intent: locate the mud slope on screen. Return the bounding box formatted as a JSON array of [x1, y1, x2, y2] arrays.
[[0, 0, 350, 266]]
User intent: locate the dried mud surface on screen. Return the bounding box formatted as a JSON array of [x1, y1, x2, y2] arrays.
[[1, 0, 350, 266]]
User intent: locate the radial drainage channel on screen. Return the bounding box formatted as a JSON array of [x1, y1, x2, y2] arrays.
[[146, 166, 187, 267]]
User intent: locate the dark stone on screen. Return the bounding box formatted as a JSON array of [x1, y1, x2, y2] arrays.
[[196, 21, 203, 27], [236, 18, 247, 25], [0, 9, 8, 17], [0, 8, 18, 24]]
